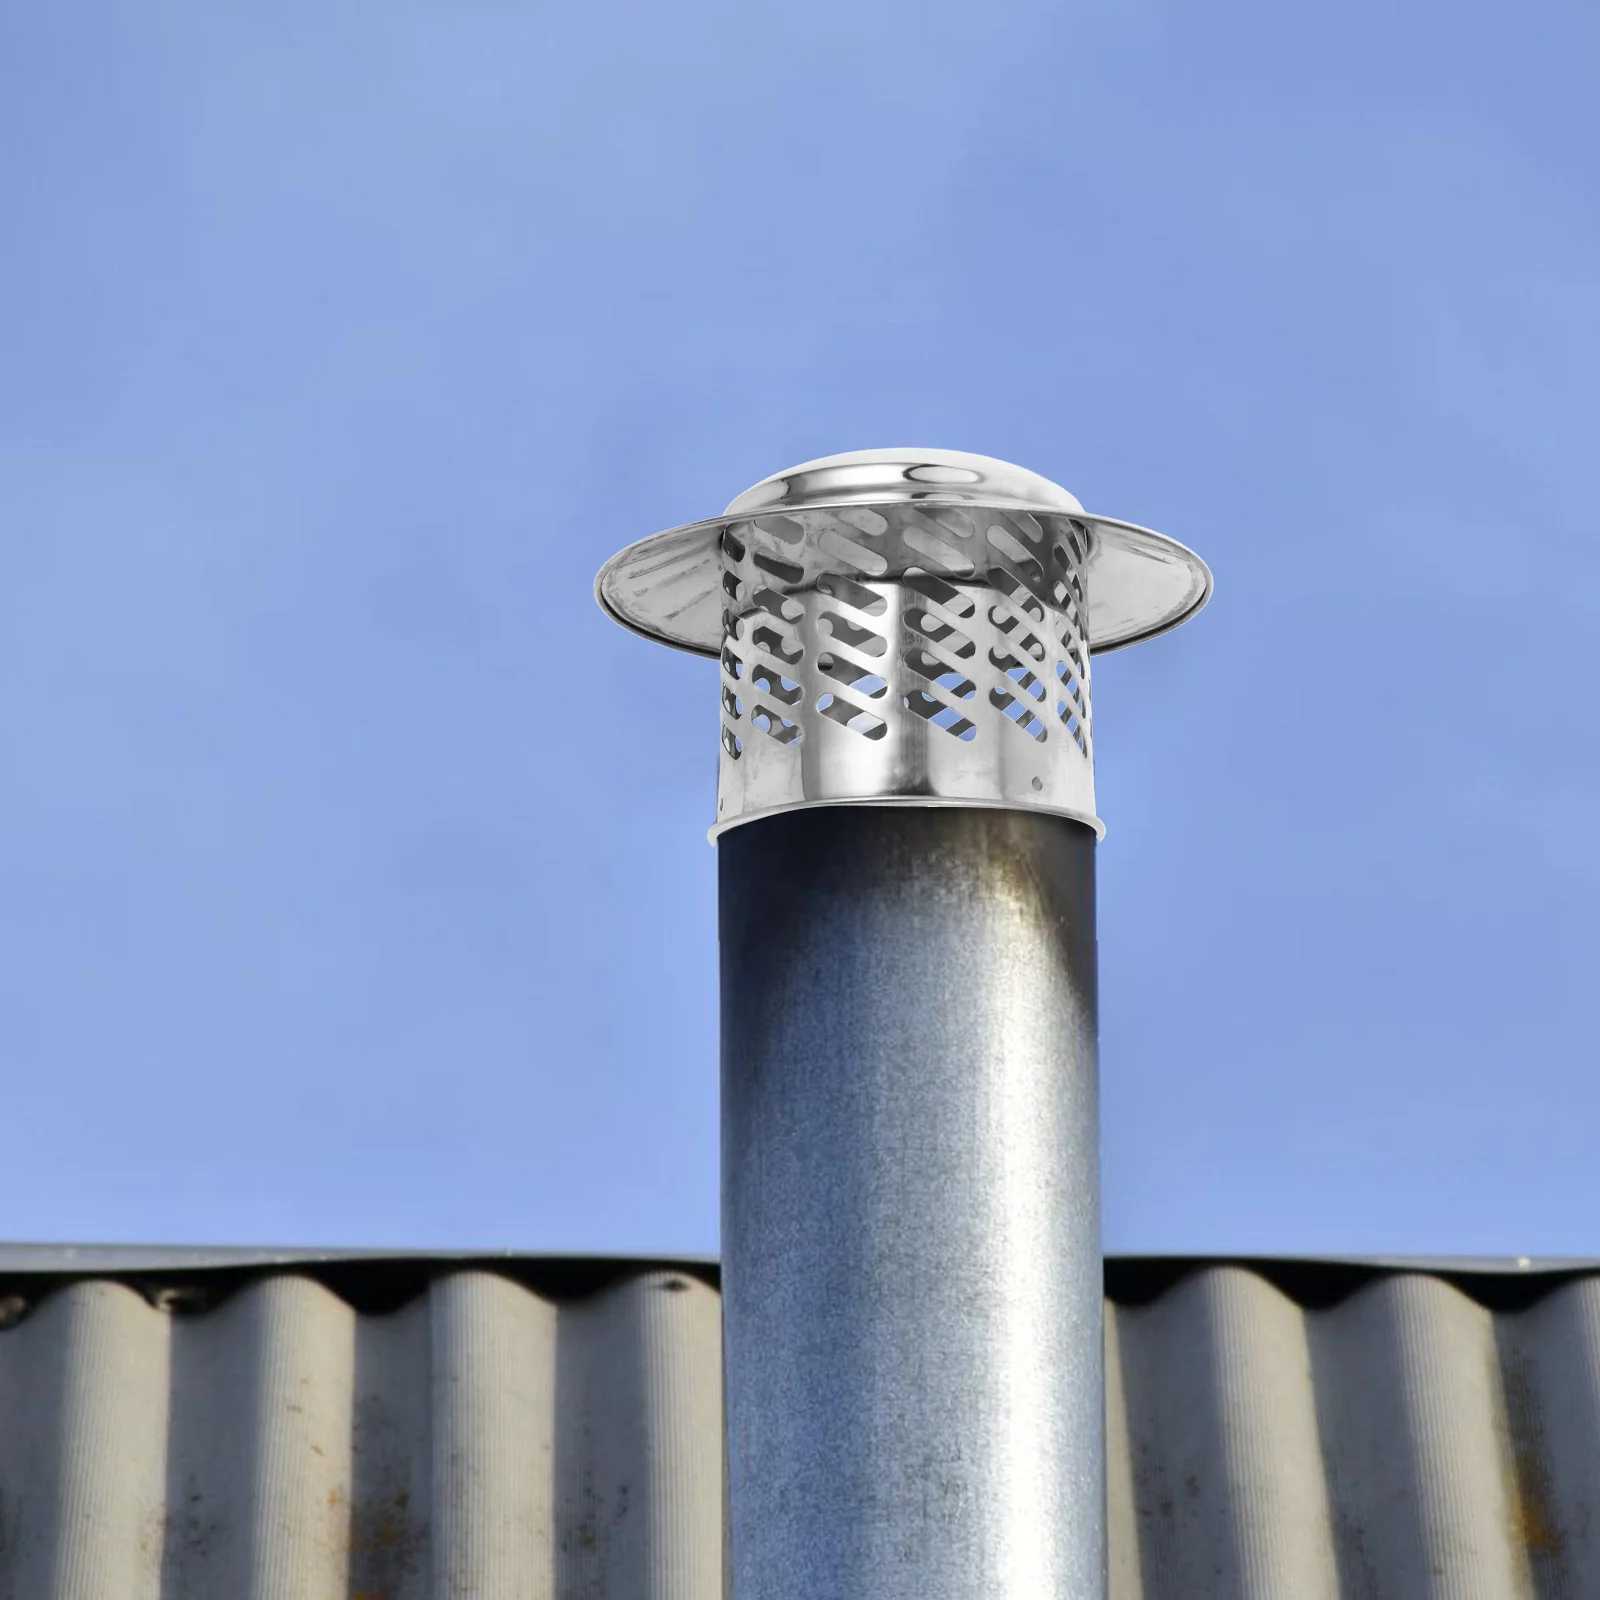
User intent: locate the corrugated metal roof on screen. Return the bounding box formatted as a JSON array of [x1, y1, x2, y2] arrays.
[[0, 1252, 1597, 1597]]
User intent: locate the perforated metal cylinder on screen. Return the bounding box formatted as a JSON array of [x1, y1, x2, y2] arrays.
[[714, 504, 1096, 834], [720, 807, 1104, 1600]]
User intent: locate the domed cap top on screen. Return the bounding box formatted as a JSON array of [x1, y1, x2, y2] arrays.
[[595, 446, 1210, 657], [724, 448, 1086, 519]]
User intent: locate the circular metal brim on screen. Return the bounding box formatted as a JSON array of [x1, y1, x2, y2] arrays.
[[594, 504, 1212, 656]]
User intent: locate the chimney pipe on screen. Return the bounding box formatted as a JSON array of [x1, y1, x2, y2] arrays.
[[597, 449, 1210, 1600]]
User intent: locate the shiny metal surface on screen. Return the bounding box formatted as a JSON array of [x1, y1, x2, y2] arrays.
[[713, 495, 1100, 837], [719, 807, 1104, 1600], [595, 448, 1211, 659], [595, 449, 1209, 836]]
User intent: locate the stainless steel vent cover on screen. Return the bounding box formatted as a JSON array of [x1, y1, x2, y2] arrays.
[[596, 449, 1210, 837]]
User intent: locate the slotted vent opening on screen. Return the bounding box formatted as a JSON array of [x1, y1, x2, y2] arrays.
[[715, 507, 1094, 807]]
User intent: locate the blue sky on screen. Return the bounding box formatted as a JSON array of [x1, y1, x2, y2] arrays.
[[1, 1, 1596, 1256]]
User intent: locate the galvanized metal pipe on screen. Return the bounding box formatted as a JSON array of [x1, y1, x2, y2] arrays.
[[719, 804, 1103, 1600]]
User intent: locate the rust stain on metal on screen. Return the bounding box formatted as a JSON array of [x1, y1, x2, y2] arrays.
[[1501, 1355, 1564, 1560]]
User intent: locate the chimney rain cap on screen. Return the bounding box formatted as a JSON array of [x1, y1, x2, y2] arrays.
[[595, 447, 1212, 657]]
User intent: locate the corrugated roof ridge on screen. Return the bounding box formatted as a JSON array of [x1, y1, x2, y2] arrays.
[[0, 1260, 715, 1335], [0, 1250, 1591, 1334]]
